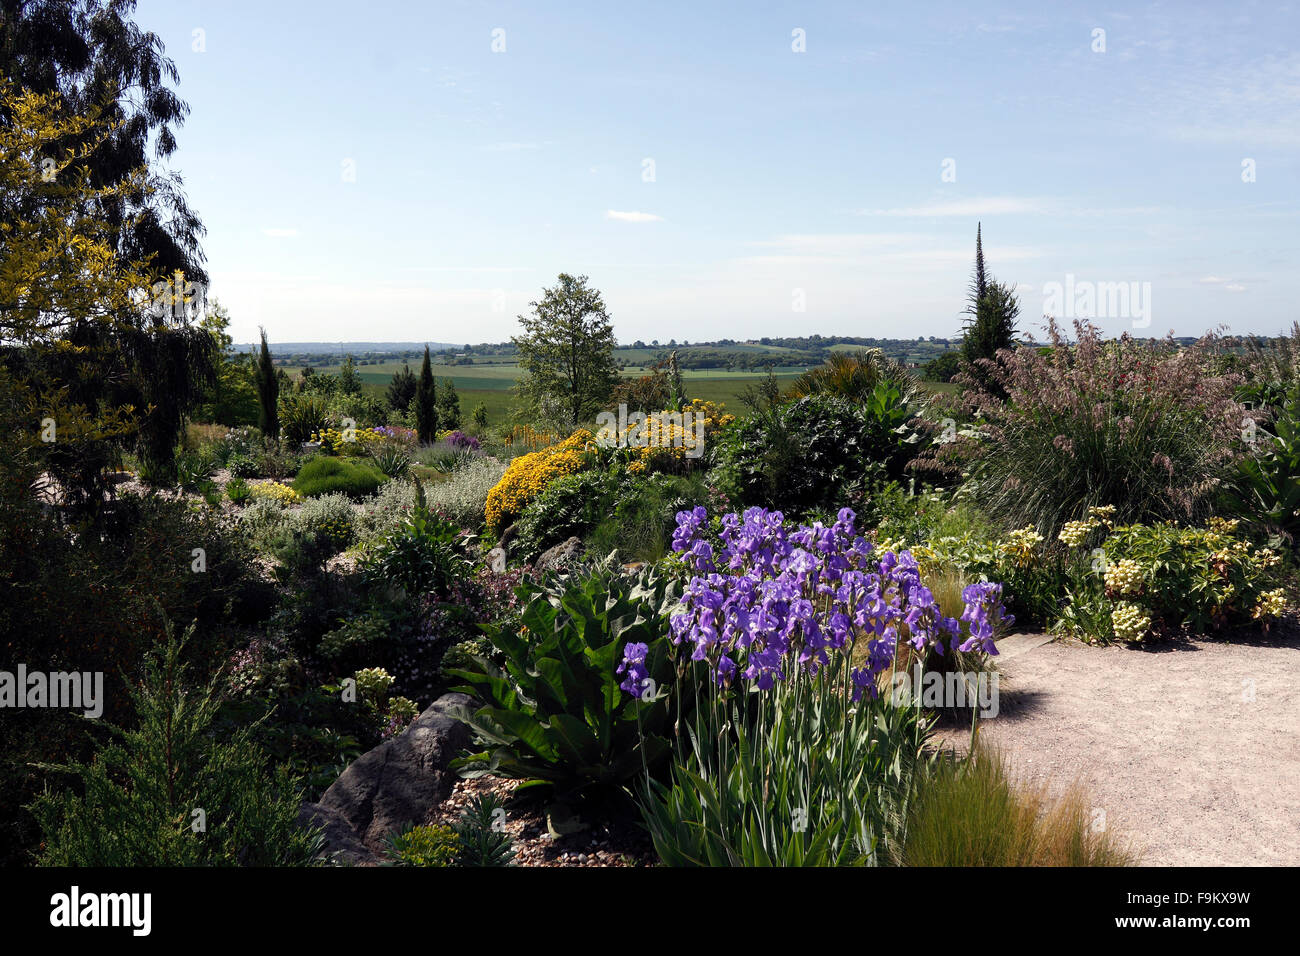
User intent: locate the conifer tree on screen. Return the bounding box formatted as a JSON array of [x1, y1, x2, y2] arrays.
[[415, 345, 439, 442]]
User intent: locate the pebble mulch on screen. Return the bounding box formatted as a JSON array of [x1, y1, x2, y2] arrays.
[[426, 776, 658, 867]]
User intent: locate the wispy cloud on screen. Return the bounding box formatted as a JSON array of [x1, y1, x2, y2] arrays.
[[606, 210, 663, 223], [1201, 275, 1249, 292]]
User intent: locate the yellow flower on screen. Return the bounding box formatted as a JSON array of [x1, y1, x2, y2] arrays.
[[1111, 601, 1150, 642], [1103, 558, 1144, 595], [1059, 518, 1099, 547]]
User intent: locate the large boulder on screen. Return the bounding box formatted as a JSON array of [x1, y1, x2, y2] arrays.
[[535, 535, 585, 574], [297, 801, 382, 867], [315, 692, 473, 850]]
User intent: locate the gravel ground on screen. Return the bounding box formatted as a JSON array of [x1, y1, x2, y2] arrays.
[[426, 777, 657, 867], [936, 623, 1300, 866]]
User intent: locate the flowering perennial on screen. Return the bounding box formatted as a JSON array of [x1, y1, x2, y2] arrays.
[[618, 506, 1010, 702]]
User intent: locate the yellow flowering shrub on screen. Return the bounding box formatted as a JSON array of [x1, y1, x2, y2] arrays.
[[484, 429, 594, 536], [249, 480, 300, 505], [311, 426, 384, 456]]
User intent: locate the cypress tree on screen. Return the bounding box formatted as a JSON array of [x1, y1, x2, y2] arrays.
[[253, 328, 279, 439], [415, 345, 439, 442]]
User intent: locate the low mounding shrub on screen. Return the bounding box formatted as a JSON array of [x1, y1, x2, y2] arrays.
[[1054, 512, 1286, 643], [715, 390, 920, 517], [425, 456, 506, 531], [484, 430, 593, 537], [631, 506, 1009, 866], [922, 319, 1256, 541], [449, 565, 684, 811], [295, 492, 355, 551], [895, 746, 1138, 866], [293, 455, 388, 499], [227, 452, 261, 478], [355, 478, 419, 542], [250, 479, 300, 505]]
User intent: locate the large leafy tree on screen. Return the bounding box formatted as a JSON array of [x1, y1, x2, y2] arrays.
[[193, 300, 258, 426], [1, 0, 206, 282], [513, 273, 618, 428]]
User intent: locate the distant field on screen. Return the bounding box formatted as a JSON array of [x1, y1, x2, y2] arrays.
[[280, 361, 950, 426]]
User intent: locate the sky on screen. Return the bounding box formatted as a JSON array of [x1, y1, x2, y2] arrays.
[[135, 0, 1300, 345]]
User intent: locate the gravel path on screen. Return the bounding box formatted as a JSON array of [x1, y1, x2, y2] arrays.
[[936, 624, 1300, 866]]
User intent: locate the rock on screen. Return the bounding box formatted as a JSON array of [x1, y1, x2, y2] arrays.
[[297, 801, 382, 866], [535, 536, 585, 574], [316, 692, 473, 850], [488, 546, 507, 573], [497, 522, 518, 553]]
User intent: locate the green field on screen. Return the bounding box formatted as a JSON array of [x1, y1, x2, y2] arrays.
[[281, 362, 807, 425], [281, 359, 955, 427]]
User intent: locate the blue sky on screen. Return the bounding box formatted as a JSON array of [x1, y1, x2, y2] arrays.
[[137, 0, 1299, 345]]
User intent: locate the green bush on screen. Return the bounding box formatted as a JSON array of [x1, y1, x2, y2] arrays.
[[227, 452, 261, 478], [225, 476, 252, 505], [384, 823, 459, 866], [449, 566, 685, 811], [355, 479, 420, 542], [295, 492, 355, 550], [1054, 515, 1287, 643], [923, 320, 1252, 541], [1221, 391, 1300, 552], [30, 621, 320, 866], [293, 455, 388, 499], [715, 391, 920, 517], [280, 394, 333, 445], [513, 470, 622, 561], [361, 507, 469, 598]]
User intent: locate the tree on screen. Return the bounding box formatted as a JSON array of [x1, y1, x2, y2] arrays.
[[512, 273, 619, 428], [194, 300, 257, 425], [922, 351, 962, 383], [1, 0, 207, 282], [438, 376, 461, 430], [963, 279, 1020, 366], [471, 402, 489, 432], [254, 328, 279, 439], [0, 80, 211, 505], [339, 354, 362, 395], [386, 362, 417, 412], [960, 224, 1020, 393], [414, 345, 439, 442]]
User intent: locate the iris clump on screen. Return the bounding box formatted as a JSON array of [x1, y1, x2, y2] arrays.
[[628, 505, 1010, 866], [623, 505, 1009, 699]]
